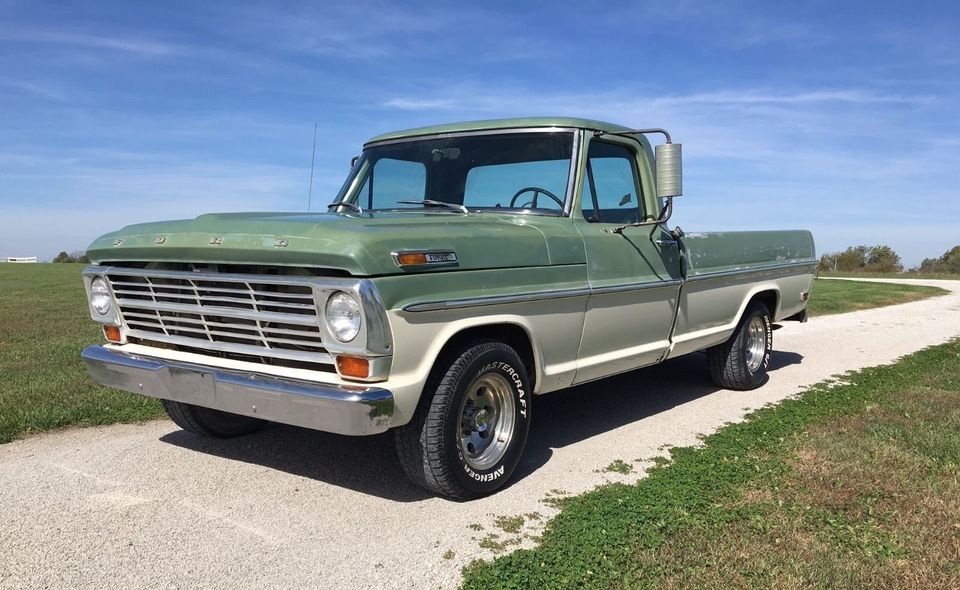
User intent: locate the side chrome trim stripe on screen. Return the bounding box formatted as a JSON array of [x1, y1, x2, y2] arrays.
[[590, 278, 682, 295], [684, 260, 818, 283], [402, 278, 683, 312], [403, 287, 592, 312], [402, 260, 817, 313]]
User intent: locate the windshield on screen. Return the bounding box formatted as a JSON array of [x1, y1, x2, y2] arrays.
[[333, 131, 575, 214]]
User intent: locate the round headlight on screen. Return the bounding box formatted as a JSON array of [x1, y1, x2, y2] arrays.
[[325, 291, 361, 342], [90, 277, 112, 316]]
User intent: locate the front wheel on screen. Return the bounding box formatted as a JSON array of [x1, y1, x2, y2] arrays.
[[395, 340, 532, 500], [161, 400, 268, 438], [707, 302, 773, 390]]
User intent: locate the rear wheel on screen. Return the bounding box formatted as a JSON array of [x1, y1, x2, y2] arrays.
[[161, 400, 267, 438], [395, 340, 532, 500], [707, 302, 773, 390]]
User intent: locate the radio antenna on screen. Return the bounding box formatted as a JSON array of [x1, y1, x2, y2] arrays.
[[307, 122, 317, 211]]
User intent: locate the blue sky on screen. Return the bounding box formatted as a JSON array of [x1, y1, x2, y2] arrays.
[[1, 0, 958, 266]]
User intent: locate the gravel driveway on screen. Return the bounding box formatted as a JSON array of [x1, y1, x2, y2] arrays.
[[2, 278, 959, 589]]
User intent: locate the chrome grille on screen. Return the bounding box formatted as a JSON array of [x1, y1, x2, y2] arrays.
[[106, 270, 333, 369]]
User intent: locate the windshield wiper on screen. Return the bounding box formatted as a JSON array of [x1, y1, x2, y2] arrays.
[[396, 199, 469, 214], [327, 201, 363, 214]]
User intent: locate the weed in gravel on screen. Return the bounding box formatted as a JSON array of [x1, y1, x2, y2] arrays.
[[524, 512, 544, 521], [540, 489, 570, 509], [493, 515, 525, 534], [477, 533, 522, 554], [602, 459, 633, 474]]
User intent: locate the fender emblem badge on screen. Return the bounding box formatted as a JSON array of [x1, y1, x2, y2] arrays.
[[154, 236, 167, 245], [209, 236, 223, 245], [274, 239, 289, 248], [391, 250, 459, 268], [113, 239, 124, 246]]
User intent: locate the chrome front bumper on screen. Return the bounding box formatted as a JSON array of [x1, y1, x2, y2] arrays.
[[81, 345, 393, 436]]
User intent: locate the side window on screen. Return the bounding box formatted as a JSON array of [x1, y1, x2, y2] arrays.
[[582, 142, 642, 224], [362, 158, 426, 209]]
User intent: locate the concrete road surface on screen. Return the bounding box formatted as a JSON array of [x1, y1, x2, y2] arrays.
[[2, 278, 959, 589]]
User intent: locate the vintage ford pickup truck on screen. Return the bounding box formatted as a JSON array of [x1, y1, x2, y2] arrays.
[[81, 117, 815, 499]]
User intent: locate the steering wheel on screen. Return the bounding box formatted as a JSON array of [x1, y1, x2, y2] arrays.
[[509, 187, 564, 209]]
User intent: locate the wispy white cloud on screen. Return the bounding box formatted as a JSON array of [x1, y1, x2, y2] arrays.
[[382, 87, 932, 113], [225, 2, 461, 59], [0, 77, 66, 100], [1, 154, 305, 202], [653, 89, 933, 106], [729, 20, 830, 48], [0, 28, 180, 57], [217, 2, 557, 63], [381, 98, 458, 111], [595, 3, 832, 49]]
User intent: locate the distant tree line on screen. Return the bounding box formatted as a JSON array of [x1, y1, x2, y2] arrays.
[[917, 246, 960, 274], [819, 244, 960, 274], [818, 245, 902, 273], [52, 250, 90, 263]]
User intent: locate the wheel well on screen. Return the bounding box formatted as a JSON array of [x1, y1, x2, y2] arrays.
[[748, 290, 779, 318], [435, 324, 537, 389]]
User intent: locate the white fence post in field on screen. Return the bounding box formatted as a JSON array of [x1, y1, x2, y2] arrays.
[[4, 256, 38, 263]]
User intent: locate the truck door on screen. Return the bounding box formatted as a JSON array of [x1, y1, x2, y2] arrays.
[[572, 136, 683, 384]]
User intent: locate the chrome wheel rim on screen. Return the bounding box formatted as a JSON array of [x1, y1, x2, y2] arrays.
[[745, 316, 767, 373], [458, 372, 516, 471]]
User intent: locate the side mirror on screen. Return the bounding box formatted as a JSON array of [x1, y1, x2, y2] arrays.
[[350, 155, 360, 169], [655, 143, 682, 198]]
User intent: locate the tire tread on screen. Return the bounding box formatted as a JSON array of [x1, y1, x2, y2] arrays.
[[707, 302, 771, 391], [395, 340, 526, 500]]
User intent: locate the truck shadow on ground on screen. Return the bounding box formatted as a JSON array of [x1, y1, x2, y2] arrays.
[[160, 350, 802, 502], [510, 351, 802, 484]]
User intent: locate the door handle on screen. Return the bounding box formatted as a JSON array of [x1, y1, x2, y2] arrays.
[[655, 239, 677, 247]]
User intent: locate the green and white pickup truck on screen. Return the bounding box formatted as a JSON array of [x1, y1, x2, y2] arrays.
[[81, 117, 815, 499]]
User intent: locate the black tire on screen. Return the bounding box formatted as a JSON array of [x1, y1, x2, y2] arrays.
[[707, 302, 773, 390], [161, 400, 267, 438], [394, 340, 532, 500]]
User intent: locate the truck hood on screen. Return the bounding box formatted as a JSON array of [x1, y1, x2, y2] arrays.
[[86, 211, 557, 276]]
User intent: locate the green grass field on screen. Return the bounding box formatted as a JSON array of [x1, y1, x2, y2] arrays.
[[0, 266, 947, 444], [462, 340, 960, 589], [807, 279, 947, 316], [0, 264, 162, 444]]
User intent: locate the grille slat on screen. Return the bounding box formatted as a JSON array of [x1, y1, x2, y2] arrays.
[[113, 297, 318, 326], [110, 281, 315, 299], [262, 335, 328, 349], [124, 330, 333, 364], [107, 270, 332, 369], [115, 291, 315, 311], [191, 286, 315, 300]]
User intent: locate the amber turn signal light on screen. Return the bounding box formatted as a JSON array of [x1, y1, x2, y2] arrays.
[[103, 325, 122, 343], [395, 252, 429, 266], [337, 356, 370, 379]]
